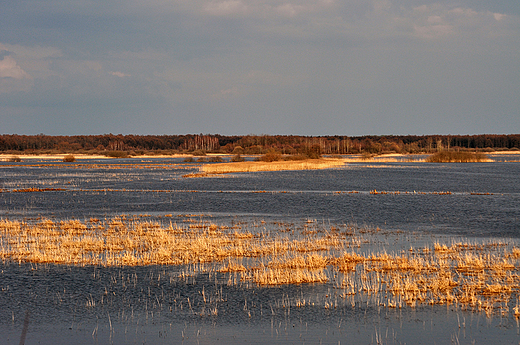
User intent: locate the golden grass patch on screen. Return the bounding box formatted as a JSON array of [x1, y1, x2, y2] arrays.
[[199, 158, 345, 175], [1, 217, 519, 316]]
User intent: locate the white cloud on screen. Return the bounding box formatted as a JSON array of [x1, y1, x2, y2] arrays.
[[494, 13, 506, 21], [0, 43, 62, 81], [204, 0, 247, 16], [387, 4, 520, 41], [0, 56, 31, 80], [110, 71, 131, 78], [413, 22, 453, 39], [0, 56, 33, 94], [0, 43, 62, 60], [201, 0, 338, 19]]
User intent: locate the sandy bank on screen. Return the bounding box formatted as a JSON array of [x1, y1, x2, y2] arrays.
[[487, 151, 520, 155], [340, 154, 427, 163], [0, 154, 110, 160], [0, 153, 200, 161]]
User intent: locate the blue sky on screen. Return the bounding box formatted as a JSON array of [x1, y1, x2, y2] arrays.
[[1, 0, 519, 136]]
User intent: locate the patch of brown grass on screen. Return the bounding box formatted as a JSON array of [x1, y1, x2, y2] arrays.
[[426, 151, 490, 163], [1, 217, 520, 317], [200, 158, 344, 175]]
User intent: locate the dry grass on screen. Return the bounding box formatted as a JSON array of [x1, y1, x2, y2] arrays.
[[1, 217, 519, 317], [0, 217, 345, 269], [341, 154, 425, 163], [63, 154, 76, 162], [199, 158, 345, 175], [0, 154, 109, 160], [426, 151, 491, 163]]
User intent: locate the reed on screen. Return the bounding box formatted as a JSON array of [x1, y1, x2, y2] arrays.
[[63, 154, 76, 162], [341, 154, 425, 163], [8, 156, 22, 162], [200, 158, 344, 175], [1, 217, 519, 317], [426, 151, 490, 163], [245, 268, 328, 285]]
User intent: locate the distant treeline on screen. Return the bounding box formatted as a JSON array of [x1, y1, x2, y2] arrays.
[[1, 134, 519, 155]]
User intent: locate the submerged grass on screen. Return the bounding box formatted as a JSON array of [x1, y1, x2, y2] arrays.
[[1, 216, 519, 317]]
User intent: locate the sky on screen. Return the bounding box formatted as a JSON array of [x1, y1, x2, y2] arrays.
[[0, 0, 519, 136]]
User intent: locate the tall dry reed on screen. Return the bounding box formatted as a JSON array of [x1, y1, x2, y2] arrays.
[[1, 217, 519, 316]]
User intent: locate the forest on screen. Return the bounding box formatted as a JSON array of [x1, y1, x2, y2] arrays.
[[0, 133, 519, 155]]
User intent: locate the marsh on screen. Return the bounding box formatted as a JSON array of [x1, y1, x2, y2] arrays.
[[1, 156, 519, 344]]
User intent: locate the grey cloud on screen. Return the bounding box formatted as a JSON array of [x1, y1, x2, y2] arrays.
[[0, 0, 518, 135]]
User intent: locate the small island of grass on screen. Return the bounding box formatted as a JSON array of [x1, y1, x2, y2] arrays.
[[426, 151, 490, 163], [197, 158, 345, 176]]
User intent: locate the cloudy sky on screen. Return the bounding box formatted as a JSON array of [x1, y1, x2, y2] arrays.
[[1, 0, 519, 136]]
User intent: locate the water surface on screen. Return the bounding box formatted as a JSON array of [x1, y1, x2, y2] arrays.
[[1, 158, 519, 344]]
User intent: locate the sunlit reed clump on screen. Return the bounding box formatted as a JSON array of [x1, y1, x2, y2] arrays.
[[426, 151, 490, 163], [199, 158, 345, 175], [1, 217, 519, 317]]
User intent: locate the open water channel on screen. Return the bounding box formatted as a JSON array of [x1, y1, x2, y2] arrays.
[[1, 156, 519, 344]]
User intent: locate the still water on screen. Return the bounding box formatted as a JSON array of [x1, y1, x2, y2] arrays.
[[1, 158, 519, 344], [2, 158, 519, 236]]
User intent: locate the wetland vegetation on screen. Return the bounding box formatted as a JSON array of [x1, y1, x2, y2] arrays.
[[426, 151, 490, 163], [1, 133, 519, 157], [193, 158, 345, 177], [2, 215, 520, 316], [1, 153, 519, 344]]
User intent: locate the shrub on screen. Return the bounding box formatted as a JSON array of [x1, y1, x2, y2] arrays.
[[196, 157, 206, 162], [8, 156, 22, 162], [192, 150, 206, 156], [283, 154, 307, 161], [183, 157, 195, 162], [232, 146, 244, 154], [258, 150, 282, 162], [63, 154, 76, 162], [302, 144, 322, 159], [282, 150, 323, 161], [361, 152, 374, 160], [208, 156, 224, 162], [231, 154, 245, 162], [244, 145, 263, 154], [105, 151, 129, 158], [426, 151, 488, 163]]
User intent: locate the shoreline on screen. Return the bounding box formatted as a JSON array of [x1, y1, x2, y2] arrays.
[[0, 154, 110, 160], [487, 151, 520, 154], [1, 151, 518, 162], [0, 153, 193, 160]]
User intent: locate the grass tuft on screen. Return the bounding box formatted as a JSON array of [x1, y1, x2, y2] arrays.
[[63, 154, 76, 162], [104, 151, 130, 158], [231, 154, 245, 162], [8, 156, 22, 162], [200, 158, 344, 175], [426, 151, 489, 163]]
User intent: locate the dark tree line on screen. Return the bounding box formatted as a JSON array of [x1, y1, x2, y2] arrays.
[[0, 134, 519, 155]]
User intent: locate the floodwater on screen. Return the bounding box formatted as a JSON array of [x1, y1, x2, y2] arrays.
[[1, 157, 520, 344]]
